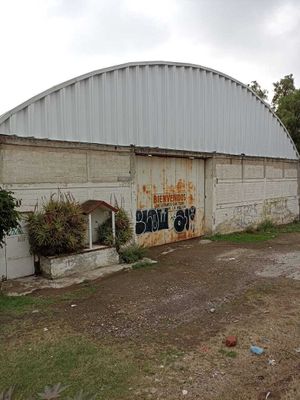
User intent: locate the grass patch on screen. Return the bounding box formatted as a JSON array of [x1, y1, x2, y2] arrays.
[[0, 282, 97, 316], [207, 220, 300, 244], [159, 347, 185, 365], [0, 334, 140, 399], [208, 231, 277, 243], [278, 220, 300, 233], [219, 348, 238, 358], [0, 294, 52, 315]]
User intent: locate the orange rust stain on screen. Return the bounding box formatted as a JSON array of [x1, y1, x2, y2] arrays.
[[141, 184, 152, 196], [136, 230, 166, 247], [188, 181, 195, 191], [165, 184, 175, 194], [176, 179, 186, 192], [188, 194, 194, 204], [137, 201, 146, 209], [153, 233, 164, 246], [178, 231, 188, 240]]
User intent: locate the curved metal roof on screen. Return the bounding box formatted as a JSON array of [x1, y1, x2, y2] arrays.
[[0, 61, 298, 159]]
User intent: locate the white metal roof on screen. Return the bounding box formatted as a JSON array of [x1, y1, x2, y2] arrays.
[[0, 61, 298, 159]]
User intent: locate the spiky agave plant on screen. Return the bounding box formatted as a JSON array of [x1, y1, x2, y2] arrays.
[[27, 192, 87, 257]]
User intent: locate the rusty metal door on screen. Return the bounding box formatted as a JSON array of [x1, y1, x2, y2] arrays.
[[135, 156, 205, 246]]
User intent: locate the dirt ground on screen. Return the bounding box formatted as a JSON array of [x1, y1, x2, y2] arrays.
[[2, 233, 300, 399]]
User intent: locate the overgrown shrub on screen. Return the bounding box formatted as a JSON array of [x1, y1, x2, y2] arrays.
[[0, 188, 20, 247], [97, 208, 132, 250], [119, 244, 146, 263], [27, 193, 87, 257]]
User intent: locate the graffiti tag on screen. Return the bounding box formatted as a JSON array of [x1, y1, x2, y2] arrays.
[[136, 206, 196, 235], [174, 206, 196, 232], [136, 208, 169, 234]]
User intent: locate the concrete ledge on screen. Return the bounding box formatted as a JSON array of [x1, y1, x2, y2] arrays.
[[2, 263, 131, 296], [40, 246, 119, 279]]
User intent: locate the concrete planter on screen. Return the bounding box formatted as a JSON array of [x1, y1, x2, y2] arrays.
[[40, 246, 119, 279]]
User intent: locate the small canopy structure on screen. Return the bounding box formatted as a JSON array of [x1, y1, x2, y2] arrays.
[[81, 200, 118, 249]]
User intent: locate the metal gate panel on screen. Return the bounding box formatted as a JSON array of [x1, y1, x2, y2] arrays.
[[135, 155, 205, 246], [4, 220, 34, 280], [5, 233, 34, 279]]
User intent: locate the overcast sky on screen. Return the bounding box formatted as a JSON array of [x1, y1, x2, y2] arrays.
[[0, 0, 299, 115]]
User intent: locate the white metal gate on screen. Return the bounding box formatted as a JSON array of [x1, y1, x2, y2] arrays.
[[135, 156, 205, 246], [1, 222, 34, 280]]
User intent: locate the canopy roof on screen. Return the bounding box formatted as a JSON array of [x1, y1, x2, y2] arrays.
[[81, 200, 118, 215]]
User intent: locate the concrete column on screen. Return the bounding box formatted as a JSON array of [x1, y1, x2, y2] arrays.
[[111, 211, 116, 245], [204, 156, 216, 234], [88, 213, 92, 249]]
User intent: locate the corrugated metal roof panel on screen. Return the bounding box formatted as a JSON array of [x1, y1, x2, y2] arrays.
[[0, 61, 298, 159]]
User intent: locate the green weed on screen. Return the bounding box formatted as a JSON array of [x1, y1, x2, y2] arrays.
[[256, 219, 276, 232], [119, 244, 147, 264], [219, 348, 237, 358], [159, 348, 185, 365], [279, 221, 300, 233]]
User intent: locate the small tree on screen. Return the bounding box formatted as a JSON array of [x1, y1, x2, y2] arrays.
[[0, 188, 20, 247], [247, 80, 268, 101], [27, 193, 87, 257], [276, 89, 300, 151], [272, 74, 295, 110]]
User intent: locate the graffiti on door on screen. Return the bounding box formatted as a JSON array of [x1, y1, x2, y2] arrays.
[[136, 192, 196, 235], [173, 206, 196, 232], [135, 208, 169, 235]]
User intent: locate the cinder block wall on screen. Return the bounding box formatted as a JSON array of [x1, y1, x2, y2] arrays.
[[0, 137, 134, 218], [213, 156, 299, 233], [1, 136, 299, 244]]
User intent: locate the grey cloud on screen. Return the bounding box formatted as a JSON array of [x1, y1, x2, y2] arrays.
[[175, 0, 300, 80], [177, 1, 291, 49], [49, 0, 170, 55], [48, 0, 89, 18], [48, 0, 300, 84]]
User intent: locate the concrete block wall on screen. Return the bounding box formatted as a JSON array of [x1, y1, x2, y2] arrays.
[[0, 138, 134, 219], [0, 136, 135, 280], [213, 157, 299, 233], [0, 135, 299, 247]]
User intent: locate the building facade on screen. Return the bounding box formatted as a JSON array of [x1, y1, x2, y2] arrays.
[[0, 61, 298, 277]]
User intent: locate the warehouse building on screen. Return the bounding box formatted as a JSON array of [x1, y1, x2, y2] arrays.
[[0, 61, 299, 277]]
